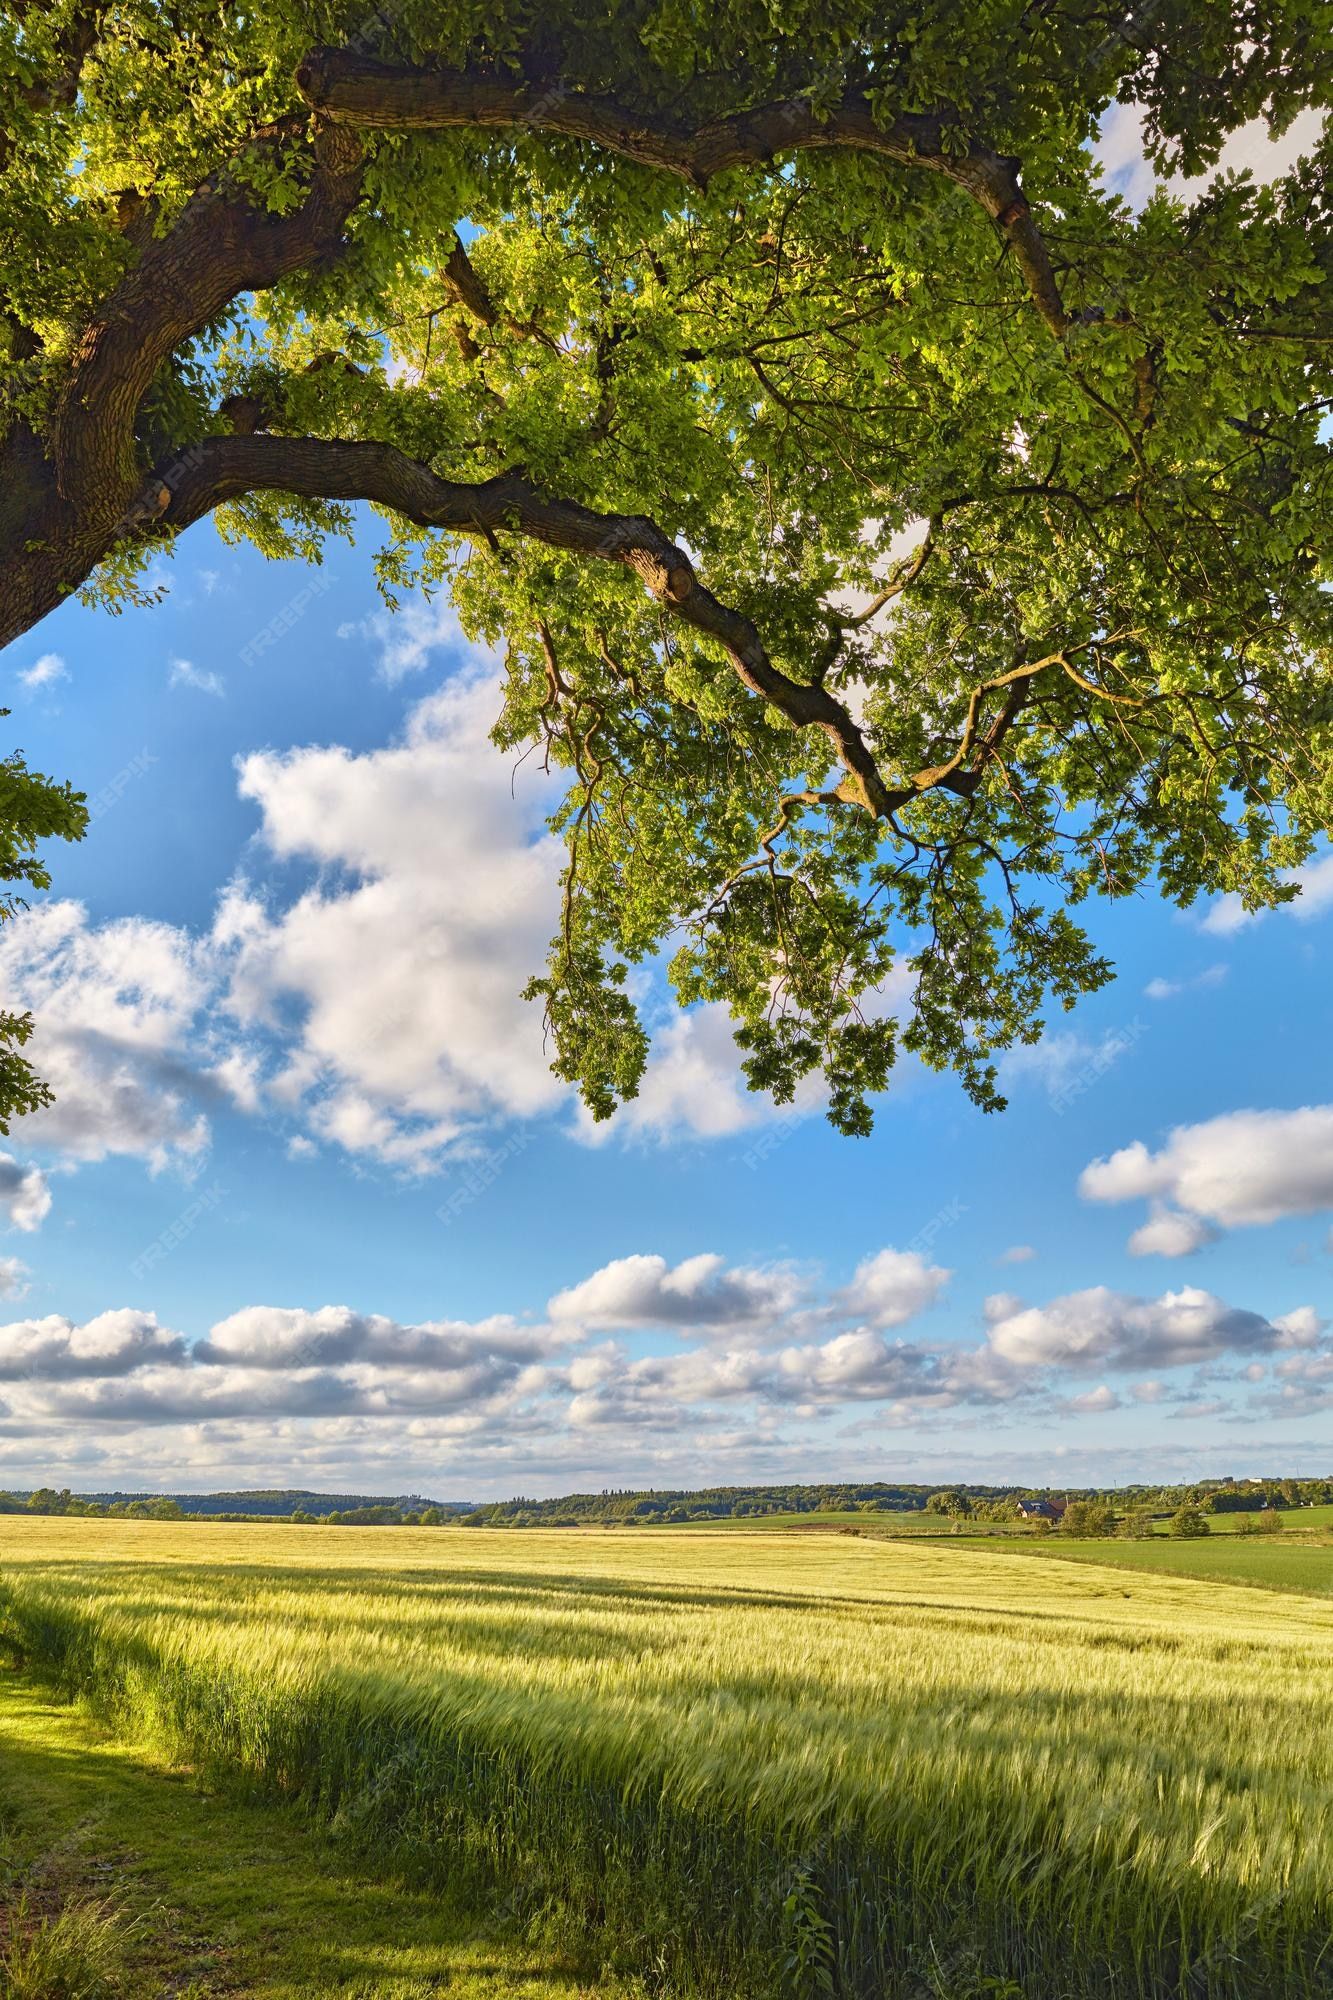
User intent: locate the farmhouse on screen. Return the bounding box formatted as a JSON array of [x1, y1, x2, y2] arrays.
[[1017, 1498, 1068, 1521]]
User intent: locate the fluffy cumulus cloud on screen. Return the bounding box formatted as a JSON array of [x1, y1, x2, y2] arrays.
[[222, 670, 568, 1163], [0, 1309, 184, 1380], [2, 1238, 1318, 1486], [222, 667, 801, 1168], [0, 1304, 560, 1433], [0, 903, 211, 1170], [197, 1303, 561, 1371], [1081, 1106, 1333, 1236], [0, 1156, 51, 1233], [0, 664, 804, 1182], [1126, 1205, 1219, 1259], [839, 1248, 950, 1327], [548, 1252, 804, 1334], [983, 1284, 1305, 1373]]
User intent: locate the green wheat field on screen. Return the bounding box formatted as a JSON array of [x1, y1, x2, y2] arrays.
[[3, 1516, 1333, 1999]]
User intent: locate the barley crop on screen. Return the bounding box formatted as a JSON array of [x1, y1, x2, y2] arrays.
[[2, 1517, 1330, 1998]]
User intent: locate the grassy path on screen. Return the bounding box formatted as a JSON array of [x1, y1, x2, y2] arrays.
[[0, 1664, 615, 2000]]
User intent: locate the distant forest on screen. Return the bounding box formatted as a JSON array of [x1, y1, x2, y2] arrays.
[[4, 1477, 1330, 1527], [457, 1477, 1333, 1527]]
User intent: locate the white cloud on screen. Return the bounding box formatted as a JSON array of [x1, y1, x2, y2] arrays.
[[582, 1004, 799, 1144], [1127, 1204, 1219, 1259], [223, 668, 797, 1166], [1061, 1385, 1119, 1415], [1198, 894, 1252, 938], [1144, 965, 1226, 1003], [1081, 1106, 1333, 1231], [1273, 1307, 1324, 1350], [0, 903, 211, 1170], [548, 1252, 802, 1334], [998, 1244, 1036, 1265], [169, 657, 225, 698], [998, 1023, 1146, 1108], [197, 1303, 561, 1371], [0, 1245, 1316, 1482], [0, 1257, 29, 1299], [1200, 856, 1333, 936], [17, 652, 67, 692], [0, 1309, 184, 1380], [222, 670, 568, 1166], [1094, 102, 1326, 212], [984, 1284, 1295, 1372], [839, 1247, 950, 1328], [0, 1156, 51, 1232], [338, 595, 480, 684]]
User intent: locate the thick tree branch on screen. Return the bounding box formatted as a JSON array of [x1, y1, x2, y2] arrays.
[[296, 50, 1068, 337], [140, 430, 930, 815], [51, 122, 364, 512]]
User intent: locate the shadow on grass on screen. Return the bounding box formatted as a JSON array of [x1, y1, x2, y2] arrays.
[[0, 1668, 607, 1998]]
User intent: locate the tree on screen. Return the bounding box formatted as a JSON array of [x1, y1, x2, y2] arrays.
[[0, 731, 87, 1127], [1, 5, 1330, 1132], [1118, 1507, 1156, 1540], [1060, 1500, 1114, 1538], [1168, 1505, 1210, 1538], [1256, 1506, 1285, 1535]]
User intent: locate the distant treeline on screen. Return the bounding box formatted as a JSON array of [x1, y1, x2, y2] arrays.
[[456, 1476, 1333, 1528], [5, 1477, 1330, 1528], [0, 1487, 469, 1522]]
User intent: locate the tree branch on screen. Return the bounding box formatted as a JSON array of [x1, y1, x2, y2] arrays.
[[295, 50, 1068, 337], [140, 430, 927, 815], [51, 121, 364, 512]]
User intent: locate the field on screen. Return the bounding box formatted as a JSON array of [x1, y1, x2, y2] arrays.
[[3, 1517, 1333, 1999], [968, 1530, 1333, 1596], [1186, 1503, 1333, 1535]]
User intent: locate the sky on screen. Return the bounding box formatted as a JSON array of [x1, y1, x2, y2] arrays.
[[0, 120, 1329, 1501]]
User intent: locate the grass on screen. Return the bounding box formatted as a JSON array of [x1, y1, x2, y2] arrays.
[[0, 1885, 130, 2000], [0, 1662, 620, 1998], [1199, 1503, 1333, 1534], [3, 1515, 1333, 1998], [965, 1530, 1333, 1596]]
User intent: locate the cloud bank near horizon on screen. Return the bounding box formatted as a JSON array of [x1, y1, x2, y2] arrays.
[[0, 1243, 1323, 1493]]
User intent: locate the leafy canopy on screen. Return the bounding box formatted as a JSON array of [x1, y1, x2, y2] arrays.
[[1, 1, 1330, 1131]]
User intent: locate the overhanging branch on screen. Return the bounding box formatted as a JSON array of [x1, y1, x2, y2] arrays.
[[142, 430, 926, 814], [296, 50, 1068, 337]]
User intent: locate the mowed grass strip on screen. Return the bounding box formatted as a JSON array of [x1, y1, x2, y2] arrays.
[[0, 1662, 618, 1999], [3, 1517, 1332, 1998]]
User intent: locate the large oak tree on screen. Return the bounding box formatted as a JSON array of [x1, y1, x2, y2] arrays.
[[1, 2, 1330, 1130]]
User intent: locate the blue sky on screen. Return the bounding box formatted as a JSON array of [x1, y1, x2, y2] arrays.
[[0, 512, 1328, 1501]]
